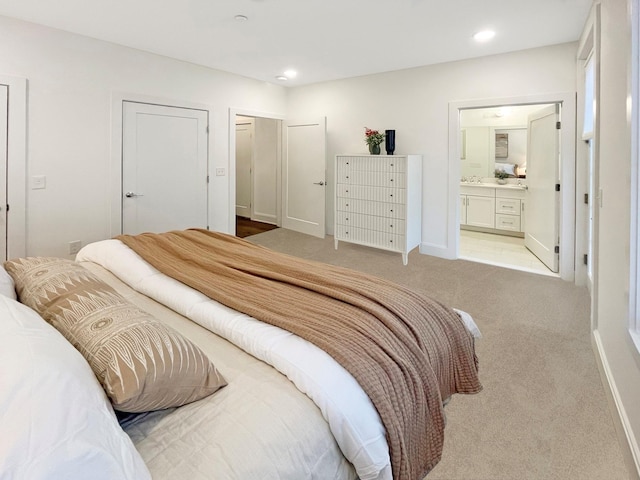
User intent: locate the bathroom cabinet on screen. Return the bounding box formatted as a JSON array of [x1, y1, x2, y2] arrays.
[[335, 154, 422, 265], [460, 184, 526, 236], [460, 186, 496, 229]]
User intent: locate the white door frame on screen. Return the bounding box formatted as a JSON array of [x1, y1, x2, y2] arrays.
[[0, 75, 27, 259], [228, 108, 285, 235], [110, 93, 214, 236], [448, 92, 576, 282]]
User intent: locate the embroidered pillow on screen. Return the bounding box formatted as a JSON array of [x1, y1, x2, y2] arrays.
[[5, 257, 226, 412]]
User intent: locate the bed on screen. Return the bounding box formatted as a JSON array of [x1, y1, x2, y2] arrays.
[[1, 229, 482, 480]]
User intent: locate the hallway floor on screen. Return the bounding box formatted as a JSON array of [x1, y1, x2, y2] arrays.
[[459, 230, 556, 276]]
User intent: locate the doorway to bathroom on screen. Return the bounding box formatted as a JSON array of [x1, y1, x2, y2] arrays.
[[454, 99, 572, 277]]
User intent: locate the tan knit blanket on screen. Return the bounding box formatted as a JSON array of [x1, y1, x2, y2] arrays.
[[117, 229, 482, 480]]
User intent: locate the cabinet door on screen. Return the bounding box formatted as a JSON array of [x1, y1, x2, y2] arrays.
[[460, 195, 467, 225], [466, 195, 495, 228]]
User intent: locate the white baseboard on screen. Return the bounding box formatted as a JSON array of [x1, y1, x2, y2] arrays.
[[592, 330, 640, 480]]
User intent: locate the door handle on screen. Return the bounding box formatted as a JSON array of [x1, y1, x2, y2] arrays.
[[313, 181, 326, 186], [125, 192, 144, 198]]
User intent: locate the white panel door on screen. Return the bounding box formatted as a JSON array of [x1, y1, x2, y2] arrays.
[[122, 101, 208, 235], [0, 85, 7, 260], [235, 121, 253, 218], [525, 104, 560, 272], [282, 118, 326, 238]]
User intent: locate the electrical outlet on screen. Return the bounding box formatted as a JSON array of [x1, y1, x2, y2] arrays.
[[69, 240, 82, 255], [215, 168, 226, 176]]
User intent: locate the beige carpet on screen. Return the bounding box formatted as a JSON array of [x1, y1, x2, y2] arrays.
[[247, 228, 629, 480]]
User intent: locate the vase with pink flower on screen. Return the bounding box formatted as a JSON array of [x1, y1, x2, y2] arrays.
[[364, 127, 384, 155]]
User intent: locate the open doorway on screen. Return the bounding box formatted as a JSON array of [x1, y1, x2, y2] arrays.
[[449, 92, 577, 281], [234, 114, 281, 237], [459, 103, 559, 276]]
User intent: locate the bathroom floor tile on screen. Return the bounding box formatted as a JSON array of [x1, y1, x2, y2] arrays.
[[459, 230, 556, 277]]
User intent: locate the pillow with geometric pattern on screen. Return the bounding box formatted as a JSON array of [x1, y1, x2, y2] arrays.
[[4, 256, 227, 413]]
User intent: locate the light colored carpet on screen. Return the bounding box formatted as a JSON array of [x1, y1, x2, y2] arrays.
[[247, 228, 629, 480]]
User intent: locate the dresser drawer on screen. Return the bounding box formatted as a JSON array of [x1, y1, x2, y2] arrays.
[[337, 156, 406, 174], [336, 198, 406, 219], [336, 170, 406, 188], [336, 212, 406, 234], [495, 214, 521, 232], [336, 184, 406, 204], [496, 198, 521, 215], [335, 225, 404, 252]]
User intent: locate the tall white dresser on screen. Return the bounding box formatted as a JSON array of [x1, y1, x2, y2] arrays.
[[334, 154, 422, 265]]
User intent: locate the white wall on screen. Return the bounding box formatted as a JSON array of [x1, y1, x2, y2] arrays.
[[286, 43, 577, 249], [0, 15, 287, 258], [592, 0, 640, 476]]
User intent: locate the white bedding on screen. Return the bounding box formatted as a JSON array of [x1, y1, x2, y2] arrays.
[[78, 239, 392, 480], [80, 261, 357, 480], [77, 239, 481, 480], [0, 294, 151, 480]]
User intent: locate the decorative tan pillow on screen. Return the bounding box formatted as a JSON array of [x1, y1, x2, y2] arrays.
[[4, 257, 227, 413]]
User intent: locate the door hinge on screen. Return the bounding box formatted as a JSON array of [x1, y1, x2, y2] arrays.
[[5, 204, 8, 212], [555, 183, 560, 192], [206, 125, 209, 134], [583, 254, 588, 265], [207, 175, 210, 183], [554, 245, 560, 254], [556, 121, 561, 129], [584, 193, 588, 204]]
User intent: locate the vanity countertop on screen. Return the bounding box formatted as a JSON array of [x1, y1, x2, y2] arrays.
[[460, 182, 527, 191]]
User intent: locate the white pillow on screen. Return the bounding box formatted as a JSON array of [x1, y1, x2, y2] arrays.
[[0, 265, 16, 299], [0, 295, 151, 480]]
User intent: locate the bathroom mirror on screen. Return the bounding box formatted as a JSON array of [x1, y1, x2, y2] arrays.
[[459, 104, 554, 180]]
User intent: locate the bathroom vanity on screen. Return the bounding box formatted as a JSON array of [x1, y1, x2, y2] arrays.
[[460, 183, 526, 236]]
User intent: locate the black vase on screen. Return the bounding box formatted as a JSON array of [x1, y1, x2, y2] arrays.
[[385, 130, 396, 155]]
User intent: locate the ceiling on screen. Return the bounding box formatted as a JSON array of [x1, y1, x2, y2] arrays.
[[0, 0, 593, 86]]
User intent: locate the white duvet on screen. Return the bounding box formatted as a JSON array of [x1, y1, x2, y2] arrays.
[[77, 239, 480, 480]]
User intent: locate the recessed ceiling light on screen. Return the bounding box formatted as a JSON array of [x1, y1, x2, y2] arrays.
[[234, 14, 248, 21], [283, 69, 297, 79], [473, 30, 496, 42], [275, 76, 288, 81]]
